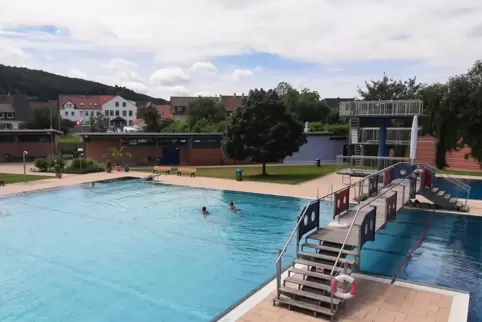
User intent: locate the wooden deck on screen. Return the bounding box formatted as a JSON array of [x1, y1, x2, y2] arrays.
[[307, 178, 412, 247]]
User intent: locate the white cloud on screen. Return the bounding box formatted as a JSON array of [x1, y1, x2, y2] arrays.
[[150, 67, 190, 86], [189, 62, 217, 74], [0, 0, 481, 99], [231, 69, 254, 82]]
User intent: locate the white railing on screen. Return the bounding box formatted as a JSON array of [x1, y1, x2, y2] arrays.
[[340, 100, 424, 117], [359, 127, 421, 145], [336, 155, 410, 176]]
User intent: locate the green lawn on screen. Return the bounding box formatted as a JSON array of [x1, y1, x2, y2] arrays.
[[142, 164, 341, 184], [0, 173, 52, 184], [60, 136, 82, 143]]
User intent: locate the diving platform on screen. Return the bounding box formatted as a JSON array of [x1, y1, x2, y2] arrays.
[[339, 100, 424, 117]]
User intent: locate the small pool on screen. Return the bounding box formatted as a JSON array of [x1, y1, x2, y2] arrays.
[[0, 180, 334, 322], [435, 178, 482, 200], [361, 209, 482, 322]]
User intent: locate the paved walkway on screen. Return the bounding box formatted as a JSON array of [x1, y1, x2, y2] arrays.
[[0, 164, 470, 322]]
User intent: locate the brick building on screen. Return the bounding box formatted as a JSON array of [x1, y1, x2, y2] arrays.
[[78, 132, 246, 166], [0, 129, 62, 161]]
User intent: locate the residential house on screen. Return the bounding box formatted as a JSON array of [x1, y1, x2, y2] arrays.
[[0, 95, 33, 130], [59, 95, 138, 128], [170, 93, 244, 122]]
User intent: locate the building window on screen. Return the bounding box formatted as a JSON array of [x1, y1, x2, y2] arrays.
[[85, 111, 89, 116], [110, 110, 114, 116], [129, 110, 133, 117], [176, 106, 183, 112], [129, 120, 133, 126], [97, 111, 101, 116], [6, 112, 14, 118], [122, 110, 127, 116], [65, 111, 68, 116], [115, 102, 119, 107], [71, 111, 75, 116], [122, 102, 126, 107], [80, 111, 84, 116], [115, 110, 119, 116], [0, 113, 4, 118]]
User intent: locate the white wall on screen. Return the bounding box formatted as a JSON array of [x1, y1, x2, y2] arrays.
[[60, 101, 103, 123], [101, 96, 137, 126]]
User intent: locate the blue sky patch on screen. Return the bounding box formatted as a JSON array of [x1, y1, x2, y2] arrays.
[[213, 52, 317, 70], [4, 24, 61, 35]]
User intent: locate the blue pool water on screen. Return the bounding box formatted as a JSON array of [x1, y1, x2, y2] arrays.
[[361, 209, 482, 322], [0, 180, 333, 322], [435, 178, 482, 200]]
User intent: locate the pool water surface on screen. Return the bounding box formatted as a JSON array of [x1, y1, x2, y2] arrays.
[[0, 180, 333, 322], [361, 209, 482, 322]]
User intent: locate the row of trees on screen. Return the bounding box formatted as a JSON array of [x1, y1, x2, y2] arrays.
[[357, 60, 482, 169], [136, 83, 347, 134]]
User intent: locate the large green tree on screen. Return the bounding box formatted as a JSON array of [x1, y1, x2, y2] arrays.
[[223, 88, 306, 175], [357, 74, 423, 100], [24, 107, 76, 134], [186, 97, 226, 130], [87, 112, 109, 133], [137, 103, 172, 132], [275, 82, 331, 122]]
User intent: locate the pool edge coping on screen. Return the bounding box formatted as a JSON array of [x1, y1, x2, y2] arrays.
[[215, 272, 470, 322]]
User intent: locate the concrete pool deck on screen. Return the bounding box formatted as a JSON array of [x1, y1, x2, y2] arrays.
[[0, 164, 472, 321]]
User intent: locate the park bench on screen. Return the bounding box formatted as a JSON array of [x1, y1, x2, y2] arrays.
[[0, 176, 4, 186], [152, 166, 172, 175], [177, 167, 197, 177]]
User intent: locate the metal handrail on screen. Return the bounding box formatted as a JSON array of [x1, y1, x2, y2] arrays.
[[328, 169, 417, 312], [274, 162, 407, 299], [418, 163, 470, 191]]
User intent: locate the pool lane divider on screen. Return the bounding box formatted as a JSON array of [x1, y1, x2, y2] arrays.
[[390, 213, 434, 284]]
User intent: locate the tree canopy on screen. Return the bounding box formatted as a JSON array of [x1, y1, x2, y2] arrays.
[[357, 74, 423, 100], [0, 64, 167, 104], [275, 82, 331, 123], [223, 89, 306, 174], [186, 97, 226, 130], [137, 103, 173, 132], [24, 107, 76, 134]]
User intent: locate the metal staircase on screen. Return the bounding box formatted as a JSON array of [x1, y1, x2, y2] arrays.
[[349, 118, 364, 166], [273, 163, 416, 320], [416, 164, 470, 212]]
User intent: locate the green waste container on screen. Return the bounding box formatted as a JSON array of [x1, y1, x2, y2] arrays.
[[235, 169, 243, 181]]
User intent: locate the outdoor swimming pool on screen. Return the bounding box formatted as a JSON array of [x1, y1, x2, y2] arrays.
[[435, 178, 482, 200], [361, 209, 482, 322], [0, 180, 332, 322]]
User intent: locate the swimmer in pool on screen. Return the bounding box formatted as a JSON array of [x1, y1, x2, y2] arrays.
[[91, 182, 95, 187], [229, 201, 244, 214], [201, 206, 211, 216]]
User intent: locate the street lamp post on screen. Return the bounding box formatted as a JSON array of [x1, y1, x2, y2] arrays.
[[22, 151, 28, 183]]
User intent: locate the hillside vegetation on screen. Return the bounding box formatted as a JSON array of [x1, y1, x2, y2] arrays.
[[0, 64, 167, 104]]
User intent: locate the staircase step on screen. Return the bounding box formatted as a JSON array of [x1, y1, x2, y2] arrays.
[[283, 276, 332, 293], [431, 187, 439, 193], [298, 251, 355, 265], [302, 243, 358, 256], [449, 198, 457, 203], [289, 267, 332, 280], [273, 296, 335, 317], [279, 286, 341, 305], [437, 191, 445, 196], [443, 194, 451, 200], [294, 259, 341, 271]]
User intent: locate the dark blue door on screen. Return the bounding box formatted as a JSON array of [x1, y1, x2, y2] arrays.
[[162, 147, 180, 165]]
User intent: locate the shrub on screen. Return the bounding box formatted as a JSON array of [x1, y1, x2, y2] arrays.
[[46, 154, 65, 169], [53, 164, 62, 173], [70, 158, 94, 169], [64, 159, 105, 174], [34, 157, 49, 172]]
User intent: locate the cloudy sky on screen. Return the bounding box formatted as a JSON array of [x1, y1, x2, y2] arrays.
[[1, 0, 481, 100]]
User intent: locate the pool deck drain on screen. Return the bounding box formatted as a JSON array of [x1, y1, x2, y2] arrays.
[[0, 164, 473, 322]]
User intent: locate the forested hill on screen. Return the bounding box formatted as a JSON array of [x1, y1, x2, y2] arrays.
[[0, 64, 168, 104]]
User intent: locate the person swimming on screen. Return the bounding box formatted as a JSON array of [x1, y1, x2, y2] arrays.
[[201, 206, 211, 216], [229, 201, 244, 214], [91, 182, 95, 187]]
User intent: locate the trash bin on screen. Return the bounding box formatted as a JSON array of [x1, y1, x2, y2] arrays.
[[235, 169, 243, 181], [316, 159, 321, 167]]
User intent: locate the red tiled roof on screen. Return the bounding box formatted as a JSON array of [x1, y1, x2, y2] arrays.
[[157, 104, 173, 119], [133, 118, 144, 125], [219, 95, 244, 112], [58, 95, 116, 110]]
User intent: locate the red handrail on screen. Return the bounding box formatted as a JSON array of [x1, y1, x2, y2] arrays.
[[391, 214, 433, 283]]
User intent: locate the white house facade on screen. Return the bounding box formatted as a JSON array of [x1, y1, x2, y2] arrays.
[[59, 95, 138, 128]]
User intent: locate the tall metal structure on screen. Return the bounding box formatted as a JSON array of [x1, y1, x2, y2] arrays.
[[339, 100, 425, 166]]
